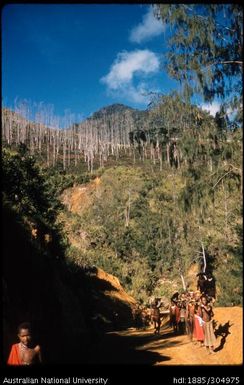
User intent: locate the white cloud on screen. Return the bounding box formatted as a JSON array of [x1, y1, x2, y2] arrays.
[[100, 49, 160, 105], [201, 102, 221, 116], [121, 82, 149, 104], [103, 80, 159, 106], [101, 49, 160, 90], [129, 6, 165, 44]]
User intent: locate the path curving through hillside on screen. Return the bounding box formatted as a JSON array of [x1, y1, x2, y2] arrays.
[[86, 307, 242, 365]]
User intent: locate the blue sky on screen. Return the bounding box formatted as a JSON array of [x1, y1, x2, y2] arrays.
[[2, 4, 181, 121]]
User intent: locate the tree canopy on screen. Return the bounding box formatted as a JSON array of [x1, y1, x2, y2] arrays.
[[154, 4, 243, 116]]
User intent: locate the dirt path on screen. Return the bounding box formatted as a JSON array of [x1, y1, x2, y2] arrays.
[[87, 307, 242, 365]]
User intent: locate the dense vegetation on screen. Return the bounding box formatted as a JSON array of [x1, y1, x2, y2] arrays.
[[154, 4, 242, 112], [2, 74, 243, 308], [59, 116, 242, 306]]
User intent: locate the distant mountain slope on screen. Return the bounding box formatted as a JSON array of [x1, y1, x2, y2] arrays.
[[2, 102, 150, 170], [89, 103, 136, 119]]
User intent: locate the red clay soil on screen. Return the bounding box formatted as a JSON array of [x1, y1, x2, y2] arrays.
[[95, 267, 137, 308], [60, 178, 101, 214], [154, 306, 243, 365]]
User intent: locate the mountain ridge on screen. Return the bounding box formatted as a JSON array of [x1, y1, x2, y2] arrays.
[[89, 103, 140, 118]]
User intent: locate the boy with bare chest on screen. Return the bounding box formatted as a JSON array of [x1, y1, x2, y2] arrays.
[[7, 322, 42, 365], [200, 296, 216, 354]]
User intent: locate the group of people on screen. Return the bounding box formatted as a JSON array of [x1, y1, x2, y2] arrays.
[[169, 289, 216, 354], [7, 271, 217, 365], [148, 271, 217, 355]]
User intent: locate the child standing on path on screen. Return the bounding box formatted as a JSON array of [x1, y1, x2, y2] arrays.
[[199, 296, 216, 354]]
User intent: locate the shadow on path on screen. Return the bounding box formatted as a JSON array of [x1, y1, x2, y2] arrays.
[[85, 327, 181, 365], [214, 321, 233, 353]]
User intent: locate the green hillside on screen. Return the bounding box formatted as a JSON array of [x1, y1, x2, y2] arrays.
[[2, 94, 242, 308]]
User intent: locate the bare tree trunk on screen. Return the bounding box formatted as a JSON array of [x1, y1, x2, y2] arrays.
[[201, 242, 207, 273], [166, 143, 170, 165], [180, 273, 186, 291], [209, 157, 213, 172], [46, 135, 50, 167], [52, 133, 56, 166], [159, 150, 162, 171], [63, 135, 66, 170]]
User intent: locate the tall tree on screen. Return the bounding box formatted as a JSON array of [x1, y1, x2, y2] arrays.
[[154, 4, 243, 111]]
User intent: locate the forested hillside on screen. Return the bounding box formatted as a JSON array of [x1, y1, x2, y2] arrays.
[[2, 102, 148, 172], [58, 121, 242, 306], [2, 93, 242, 307]]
